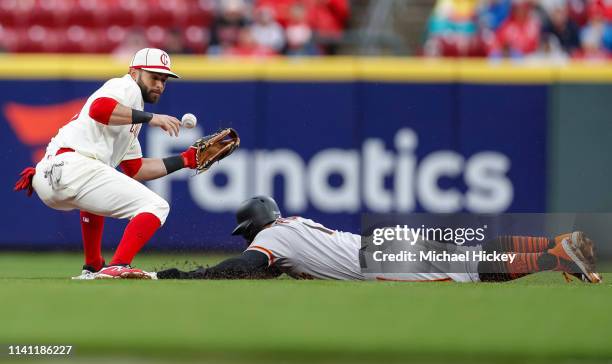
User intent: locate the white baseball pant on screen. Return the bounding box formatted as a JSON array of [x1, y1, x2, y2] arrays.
[[32, 152, 169, 224]]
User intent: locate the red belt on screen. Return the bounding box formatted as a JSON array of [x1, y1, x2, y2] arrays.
[[56, 148, 75, 156]]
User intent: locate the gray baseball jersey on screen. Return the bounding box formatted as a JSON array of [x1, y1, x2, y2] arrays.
[[246, 216, 365, 280], [245, 217, 480, 282]]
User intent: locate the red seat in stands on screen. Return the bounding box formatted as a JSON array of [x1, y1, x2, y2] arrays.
[[16, 25, 60, 53], [57, 25, 99, 53], [0, 0, 19, 27], [0, 26, 20, 52], [105, 25, 128, 50], [142, 0, 175, 28], [183, 0, 214, 27], [183, 25, 208, 54], [145, 25, 168, 49], [28, 0, 62, 28], [105, 0, 137, 27], [65, 0, 99, 28], [0, 0, 36, 28]]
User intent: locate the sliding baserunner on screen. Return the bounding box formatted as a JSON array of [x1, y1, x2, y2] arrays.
[[157, 196, 601, 284]]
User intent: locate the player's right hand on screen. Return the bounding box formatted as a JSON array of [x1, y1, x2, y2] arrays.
[[150, 114, 181, 137]]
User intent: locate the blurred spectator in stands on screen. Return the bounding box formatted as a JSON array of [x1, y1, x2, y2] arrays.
[[588, 0, 612, 53], [577, 18, 610, 59], [601, 26, 612, 54], [113, 30, 148, 60], [590, 0, 612, 21], [489, 0, 541, 58], [252, 7, 285, 52], [424, 0, 485, 57], [595, 12, 612, 55], [183, 25, 210, 54], [165, 29, 188, 54], [209, 0, 250, 55], [255, 0, 348, 55], [306, 0, 350, 54], [540, 1, 581, 55], [286, 2, 316, 55], [567, 0, 589, 27], [478, 0, 512, 31], [255, 0, 294, 27], [225, 27, 276, 57], [568, 1, 611, 59], [526, 34, 568, 63]]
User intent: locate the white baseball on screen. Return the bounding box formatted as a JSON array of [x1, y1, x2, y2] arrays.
[[181, 113, 197, 129]]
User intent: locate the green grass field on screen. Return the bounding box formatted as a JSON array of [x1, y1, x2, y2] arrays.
[[0, 252, 611, 364]]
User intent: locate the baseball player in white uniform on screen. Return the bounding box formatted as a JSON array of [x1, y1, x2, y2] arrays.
[[156, 196, 601, 284], [14, 48, 207, 280]]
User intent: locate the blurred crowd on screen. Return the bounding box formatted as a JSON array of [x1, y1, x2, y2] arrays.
[[424, 0, 612, 61], [211, 0, 349, 56], [0, 0, 350, 56]]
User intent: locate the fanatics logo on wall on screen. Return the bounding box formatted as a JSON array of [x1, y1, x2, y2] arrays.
[[3, 99, 86, 163]]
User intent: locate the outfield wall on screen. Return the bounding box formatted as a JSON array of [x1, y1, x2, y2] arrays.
[[0, 56, 610, 250]]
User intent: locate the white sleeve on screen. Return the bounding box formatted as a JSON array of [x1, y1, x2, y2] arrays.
[[123, 138, 143, 161], [95, 78, 139, 106], [246, 227, 293, 267]]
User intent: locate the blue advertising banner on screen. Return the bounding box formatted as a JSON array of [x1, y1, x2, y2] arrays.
[[0, 78, 547, 250]]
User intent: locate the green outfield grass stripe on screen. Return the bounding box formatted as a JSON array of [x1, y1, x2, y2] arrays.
[[2, 55, 612, 83], [0, 252, 611, 363]]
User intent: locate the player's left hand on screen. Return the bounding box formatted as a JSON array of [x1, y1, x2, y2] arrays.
[[188, 128, 240, 174]]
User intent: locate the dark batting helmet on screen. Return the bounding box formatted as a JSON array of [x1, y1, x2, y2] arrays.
[[231, 195, 281, 242]]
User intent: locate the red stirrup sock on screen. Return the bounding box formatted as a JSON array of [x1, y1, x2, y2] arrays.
[[110, 212, 161, 266], [497, 235, 554, 253], [80, 211, 105, 271]]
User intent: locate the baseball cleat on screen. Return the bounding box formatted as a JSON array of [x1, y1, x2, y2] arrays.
[[550, 231, 602, 283], [94, 265, 152, 279], [71, 265, 98, 280]]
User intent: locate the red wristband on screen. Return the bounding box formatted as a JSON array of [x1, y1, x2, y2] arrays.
[[181, 148, 196, 169]]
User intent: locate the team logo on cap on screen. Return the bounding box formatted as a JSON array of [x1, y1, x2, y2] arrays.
[[160, 53, 169, 66]]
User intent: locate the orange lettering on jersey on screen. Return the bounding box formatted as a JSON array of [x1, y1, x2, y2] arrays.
[[276, 216, 299, 224]]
